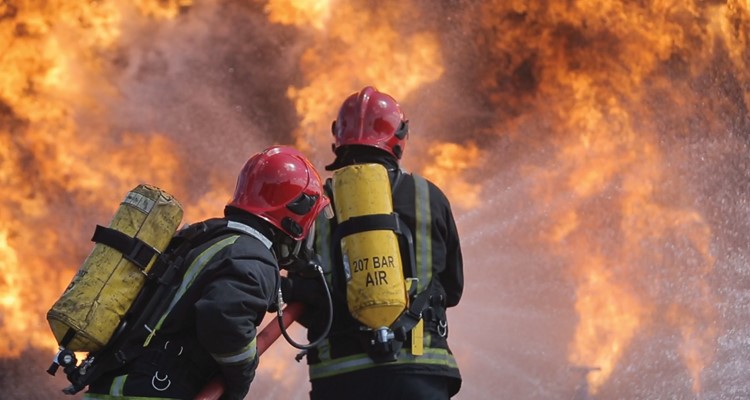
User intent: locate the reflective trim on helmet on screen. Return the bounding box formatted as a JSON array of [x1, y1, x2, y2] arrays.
[[309, 347, 457, 380], [413, 175, 432, 293], [226, 220, 272, 249], [211, 336, 257, 366], [148, 235, 240, 339]]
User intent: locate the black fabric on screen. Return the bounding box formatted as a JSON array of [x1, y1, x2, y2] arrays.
[[84, 212, 279, 400], [310, 369, 460, 400], [325, 145, 399, 171], [87, 336, 213, 399]]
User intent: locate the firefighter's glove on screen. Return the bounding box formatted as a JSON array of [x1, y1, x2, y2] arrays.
[[281, 266, 328, 306], [284, 251, 326, 279]]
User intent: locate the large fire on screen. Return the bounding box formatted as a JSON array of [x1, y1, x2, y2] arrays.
[[474, 1, 748, 394], [1, 1, 748, 399]]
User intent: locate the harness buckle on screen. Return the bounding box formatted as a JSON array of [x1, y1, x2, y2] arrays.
[[163, 340, 183, 356], [124, 240, 158, 272], [151, 371, 171, 391], [437, 320, 447, 338]]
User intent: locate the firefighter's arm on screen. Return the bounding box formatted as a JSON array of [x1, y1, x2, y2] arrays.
[[194, 255, 277, 400], [440, 202, 464, 308]]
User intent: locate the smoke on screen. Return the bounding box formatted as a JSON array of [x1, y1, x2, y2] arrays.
[[2, 1, 749, 399], [92, 1, 309, 207]]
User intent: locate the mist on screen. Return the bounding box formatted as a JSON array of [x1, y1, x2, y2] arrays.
[[0, 1, 748, 399]]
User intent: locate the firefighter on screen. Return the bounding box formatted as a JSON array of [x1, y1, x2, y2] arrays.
[[284, 87, 464, 399], [83, 145, 332, 400]]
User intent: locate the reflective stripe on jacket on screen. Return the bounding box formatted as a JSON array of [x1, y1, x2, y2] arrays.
[[85, 217, 278, 400], [311, 171, 462, 380]]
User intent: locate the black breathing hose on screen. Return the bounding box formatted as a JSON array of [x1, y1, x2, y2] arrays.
[[275, 263, 334, 350]]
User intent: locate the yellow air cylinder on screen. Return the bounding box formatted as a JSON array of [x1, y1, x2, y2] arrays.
[[47, 184, 183, 352], [332, 163, 407, 329]]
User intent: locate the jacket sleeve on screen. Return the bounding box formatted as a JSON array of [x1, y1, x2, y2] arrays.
[[194, 248, 277, 400], [437, 193, 464, 308]]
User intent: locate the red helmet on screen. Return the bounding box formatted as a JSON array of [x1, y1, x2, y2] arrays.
[[229, 145, 331, 240], [331, 86, 409, 159]]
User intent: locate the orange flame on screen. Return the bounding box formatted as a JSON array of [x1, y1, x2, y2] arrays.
[[421, 142, 483, 209], [264, 0, 444, 162], [476, 1, 736, 393], [0, 1, 198, 358], [264, 0, 332, 30], [262, 0, 487, 210], [1, 1, 747, 399]]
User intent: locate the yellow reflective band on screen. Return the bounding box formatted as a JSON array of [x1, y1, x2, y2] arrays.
[[315, 338, 331, 362], [144, 235, 239, 346], [83, 393, 172, 400], [110, 374, 127, 396], [211, 336, 257, 366], [309, 347, 457, 380], [413, 175, 432, 293]]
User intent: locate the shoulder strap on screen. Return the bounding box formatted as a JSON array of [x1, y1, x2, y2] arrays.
[[90, 225, 160, 270], [61, 218, 242, 394], [412, 173, 432, 293], [386, 173, 432, 336], [145, 218, 231, 284], [139, 218, 271, 344], [115, 219, 237, 344]]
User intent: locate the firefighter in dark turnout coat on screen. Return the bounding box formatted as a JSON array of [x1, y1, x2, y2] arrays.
[[84, 145, 331, 400], [284, 87, 464, 400]]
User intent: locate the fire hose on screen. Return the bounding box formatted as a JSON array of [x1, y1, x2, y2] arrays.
[[195, 258, 333, 400], [194, 302, 305, 400]]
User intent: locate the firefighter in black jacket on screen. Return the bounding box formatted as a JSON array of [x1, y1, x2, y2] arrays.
[[284, 87, 464, 399], [84, 145, 332, 400]]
